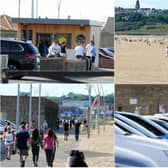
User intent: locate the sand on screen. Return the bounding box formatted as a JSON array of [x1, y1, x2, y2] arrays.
[[116, 35, 168, 84]]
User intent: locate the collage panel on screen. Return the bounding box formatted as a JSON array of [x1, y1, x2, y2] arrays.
[[115, 0, 168, 167], [0, 0, 114, 84], [0, 83, 114, 167]]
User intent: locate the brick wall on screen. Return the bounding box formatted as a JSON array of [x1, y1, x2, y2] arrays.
[[115, 85, 168, 115]]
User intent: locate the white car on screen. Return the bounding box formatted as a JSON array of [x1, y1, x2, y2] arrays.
[[115, 147, 158, 167], [115, 118, 145, 136], [115, 113, 158, 138], [115, 125, 168, 167], [117, 112, 168, 139]]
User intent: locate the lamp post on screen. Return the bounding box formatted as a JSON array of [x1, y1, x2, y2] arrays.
[[57, 0, 61, 18], [87, 84, 92, 138], [29, 84, 32, 131], [16, 84, 20, 129], [38, 84, 41, 130], [18, 0, 21, 18]]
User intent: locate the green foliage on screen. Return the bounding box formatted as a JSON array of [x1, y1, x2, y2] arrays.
[[45, 93, 114, 106], [115, 10, 168, 34]]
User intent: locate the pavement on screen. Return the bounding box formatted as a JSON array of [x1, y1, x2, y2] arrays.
[[1, 125, 114, 167]]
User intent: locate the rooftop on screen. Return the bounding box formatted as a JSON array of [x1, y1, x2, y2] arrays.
[[0, 15, 17, 31], [12, 18, 103, 27]]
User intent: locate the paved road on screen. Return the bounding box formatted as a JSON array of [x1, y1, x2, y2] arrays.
[[0, 129, 86, 167]]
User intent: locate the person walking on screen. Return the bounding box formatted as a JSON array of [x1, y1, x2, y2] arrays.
[[74, 42, 84, 59], [30, 128, 41, 167], [16, 124, 30, 167], [74, 120, 81, 141], [51, 132, 59, 164], [85, 40, 96, 71], [43, 128, 57, 167], [4, 126, 14, 160], [48, 40, 61, 57], [63, 120, 69, 141]]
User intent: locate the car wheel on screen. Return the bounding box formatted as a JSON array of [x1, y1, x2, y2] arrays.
[[8, 63, 23, 79]]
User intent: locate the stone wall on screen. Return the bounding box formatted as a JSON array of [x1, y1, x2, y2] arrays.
[[40, 57, 87, 71], [115, 85, 168, 115], [0, 96, 58, 128]]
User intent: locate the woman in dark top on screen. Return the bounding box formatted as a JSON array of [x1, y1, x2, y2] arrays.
[[31, 128, 41, 167]]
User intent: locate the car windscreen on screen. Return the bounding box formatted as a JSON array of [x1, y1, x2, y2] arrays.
[[152, 119, 168, 130], [122, 114, 165, 136], [115, 123, 132, 134]]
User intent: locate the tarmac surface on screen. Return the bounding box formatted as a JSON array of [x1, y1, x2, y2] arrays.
[[1, 125, 114, 167]]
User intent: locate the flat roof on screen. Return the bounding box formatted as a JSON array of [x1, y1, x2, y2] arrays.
[[12, 18, 103, 27]]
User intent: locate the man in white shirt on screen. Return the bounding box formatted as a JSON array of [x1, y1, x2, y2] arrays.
[[74, 43, 84, 59], [85, 40, 96, 70], [48, 40, 61, 57]]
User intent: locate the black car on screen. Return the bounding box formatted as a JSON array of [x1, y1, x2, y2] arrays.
[[0, 38, 40, 78]]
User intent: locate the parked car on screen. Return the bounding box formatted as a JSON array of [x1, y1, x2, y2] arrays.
[[118, 112, 168, 139], [98, 48, 114, 59], [0, 120, 16, 135], [115, 113, 158, 138], [115, 125, 168, 167], [0, 38, 40, 78], [146, 116, 168, 130], [115, 117, 145, 136], [115, 147, 158, 167]]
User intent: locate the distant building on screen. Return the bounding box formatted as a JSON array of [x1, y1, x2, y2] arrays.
[[59, 106, 83, 119], [0, 15, 17, 38], [62, 100, 90, 110]]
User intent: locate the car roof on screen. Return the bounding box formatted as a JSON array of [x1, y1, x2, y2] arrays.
[[0, 38, 28, 44]]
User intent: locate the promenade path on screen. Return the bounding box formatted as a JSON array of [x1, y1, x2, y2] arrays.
[[1, 125, 114, 167]]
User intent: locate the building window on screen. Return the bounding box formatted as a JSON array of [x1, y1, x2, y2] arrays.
[[21, 30, 32, 41]]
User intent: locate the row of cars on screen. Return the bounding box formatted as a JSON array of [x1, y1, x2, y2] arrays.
[[115, 112, 168, 167]]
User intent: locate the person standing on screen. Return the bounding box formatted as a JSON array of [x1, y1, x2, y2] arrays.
[[30, 128, 41, 167], [74, 42, 84, 59], [4, 126, 14, 160], [60, 42, 67, 57], [41, 120, 48, 134], [43, 128, 56, 167], [165, 46, 168, 57], [85, 40, 96, 71], [16, 125, 30, 167], [74, 120, 81, 141], [63, 120, 69, 141], [48, 40, 61, 57]]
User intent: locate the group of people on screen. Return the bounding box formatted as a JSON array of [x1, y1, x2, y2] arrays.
[[3, 120, 89, 167], [74, 40, 96, 70], [3, 121, 58, 167], [44, 39, 96, 71], [62, 119, 89, 142], [47, 40, 67, 58]]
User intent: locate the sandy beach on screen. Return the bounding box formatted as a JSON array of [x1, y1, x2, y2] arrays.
[[116, 35, 168, 84]]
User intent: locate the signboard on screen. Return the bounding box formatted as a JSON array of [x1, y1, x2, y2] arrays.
[[129, 98, 138, 105], [76, 34, 86, 43]]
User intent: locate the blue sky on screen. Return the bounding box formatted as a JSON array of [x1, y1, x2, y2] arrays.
[[115, 0, 168, 9], [0, 0, 114, 21], [0, 84, 114, 97]]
